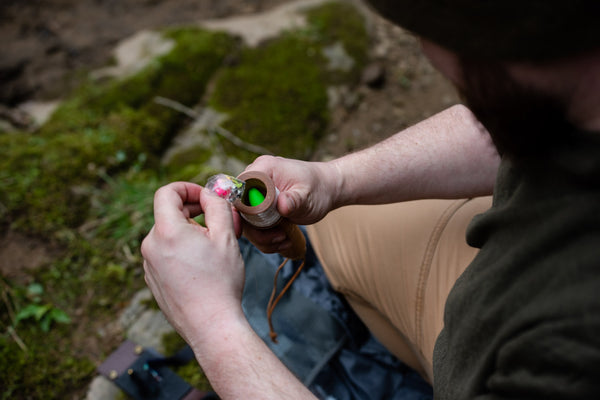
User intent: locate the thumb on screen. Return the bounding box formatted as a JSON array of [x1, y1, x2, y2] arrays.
[[200, 189, 236, 236], [277, 190, 298, 218]]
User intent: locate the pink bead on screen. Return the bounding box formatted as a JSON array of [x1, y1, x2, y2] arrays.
[[214, 187, 229, 198]]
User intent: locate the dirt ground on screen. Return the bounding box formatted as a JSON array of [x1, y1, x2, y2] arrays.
[[0, 0, 294, 105], [0, 0, 457, 136]]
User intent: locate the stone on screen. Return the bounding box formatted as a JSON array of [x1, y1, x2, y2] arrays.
[[126, 309, 174, 353], [361, 62, 386, 88], [91, 30, 175, 80], [322, 42, 355, 72], [201, 0, 329, 47], [85, 376, 121, 400]]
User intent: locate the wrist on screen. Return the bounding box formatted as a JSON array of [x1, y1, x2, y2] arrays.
[[183, 302, 246, 350], [188, 310, 316, 399], [188, 314, 246, 386], [326, 158, 352, 209]]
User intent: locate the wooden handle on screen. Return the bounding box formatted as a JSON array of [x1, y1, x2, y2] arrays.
[[234, 170, 306, 259], [278, 219, 306, 260]]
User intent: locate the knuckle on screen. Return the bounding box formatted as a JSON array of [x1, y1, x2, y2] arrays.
[[250, 155, 281, 170], [140, 235, 152, 259], [153, 185, 169, 204], [254, 155, 273, 164]]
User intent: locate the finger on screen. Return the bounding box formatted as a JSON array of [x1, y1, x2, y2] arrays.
[[277, 191, 297, 217], [200, 188, 236, 236], [232, 208, 243, 238], [251, 240, 292, 255], [242, 224, 287, 249], [140, 225, 155, 260], [183, 202, 203, 219], [143, 258, 168, 307], [153, 182, 203, 226], [143, 260, 158, 296], [244, 155, 276, 174]]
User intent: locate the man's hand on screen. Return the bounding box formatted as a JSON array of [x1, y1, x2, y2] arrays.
[[240, 156, 341, 254], [141, 182, 245, 346], [141, 181, 317, 399], [241, 106, 500, 256]]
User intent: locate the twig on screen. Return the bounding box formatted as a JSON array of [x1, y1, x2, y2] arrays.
[[1, 279, 15, 322], [154, 96, 198, 119], [210, 125, 274, 156], [7, 326, 28, 352], [0, 281, 28, 352], [153, 96, 273, 155], [122, 244, 137, 263]]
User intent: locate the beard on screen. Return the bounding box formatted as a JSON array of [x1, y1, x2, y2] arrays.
[[457, 58, 575, 161]]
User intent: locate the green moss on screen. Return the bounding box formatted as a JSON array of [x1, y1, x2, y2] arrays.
[[175, 361, 212, 392], [305, 1, 369, 83], [166, 163, 220, 184], [0, 4, 371, 398], [0, 161, 223, 398], [0, 28, 237, 236], [87, 169, 161, 249], [211, 34, 328, 161], [0, 167, 165, 399], [161, 331, 212, 391], [161, 330, 188, 356], [0, 318, 95, 400], [163, 144, 214, 171], [209, 1, 369, 162]]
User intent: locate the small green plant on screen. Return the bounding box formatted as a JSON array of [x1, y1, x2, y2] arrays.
[[13, 283, 71, 333], [0, 28, 238, 237]]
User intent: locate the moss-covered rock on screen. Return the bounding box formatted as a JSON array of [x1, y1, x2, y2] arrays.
[[305, 1, 369, 83], [210, 34, 328, 161], [209, 1, 369, 162], [0, 28, 238, 235], [0, 29, 238, 398], [0, 332, 95, 400]]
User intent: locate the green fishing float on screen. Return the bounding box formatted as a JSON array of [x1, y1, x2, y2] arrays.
[[248, 187, 266, 207]]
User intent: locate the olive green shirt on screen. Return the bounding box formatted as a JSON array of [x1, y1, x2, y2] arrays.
[[434, 131, 600, 398]]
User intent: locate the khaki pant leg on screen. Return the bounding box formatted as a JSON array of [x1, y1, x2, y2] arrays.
[[306, 197, 492, 383]]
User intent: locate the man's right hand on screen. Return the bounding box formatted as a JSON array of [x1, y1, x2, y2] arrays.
[[239, 155, 342, 255]]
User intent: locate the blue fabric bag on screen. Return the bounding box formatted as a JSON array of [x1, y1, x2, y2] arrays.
[[239, 229, 433, 400]]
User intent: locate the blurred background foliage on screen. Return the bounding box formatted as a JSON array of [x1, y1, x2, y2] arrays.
[[0, 2, 369, 398]]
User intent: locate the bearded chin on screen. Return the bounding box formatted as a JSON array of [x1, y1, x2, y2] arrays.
[[457, 57, 574, 161]]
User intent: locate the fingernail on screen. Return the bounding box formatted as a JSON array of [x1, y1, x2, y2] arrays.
[[203, 188, 218, 197]]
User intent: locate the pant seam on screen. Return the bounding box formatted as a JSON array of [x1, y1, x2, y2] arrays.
[[414, 198, 470, 351]]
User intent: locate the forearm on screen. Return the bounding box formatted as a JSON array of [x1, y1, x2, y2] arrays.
[[188, 313, 316, 400], [329, 104, 500, 207]]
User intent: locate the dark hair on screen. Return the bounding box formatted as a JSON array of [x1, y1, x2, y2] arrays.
[[458, 57, 600, 185], [365, 0, 600, 61], [457, 57, 570, 157]]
